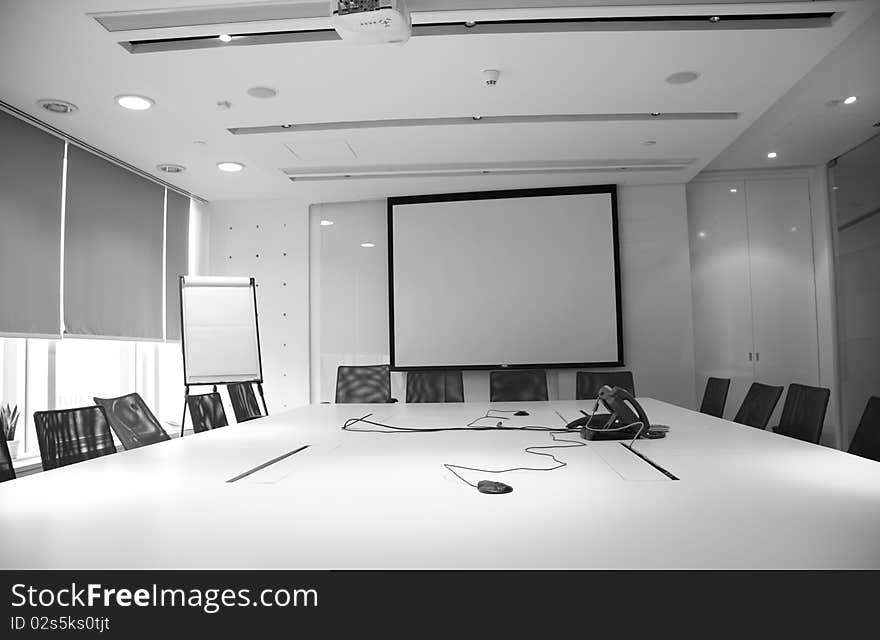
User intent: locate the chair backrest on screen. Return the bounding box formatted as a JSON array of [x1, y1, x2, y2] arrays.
[[93, 392, 170, 450], [227, 382, 265, 422], [733, 382, 784, 429], [0, 436, 14, 482], [848, 396, 880, 462], [406, 370, 464, 403], [775, 383, 830, 444], [576, 371, 635, 400], [699, 377, 731, 418], [489, 369, 549, 402], [187, 393, 228, 433], [34, 405, 117, 471], [335, 365, 392, 403]]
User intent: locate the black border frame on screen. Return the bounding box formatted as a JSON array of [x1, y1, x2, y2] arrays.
[[387, 184, 624, 371]]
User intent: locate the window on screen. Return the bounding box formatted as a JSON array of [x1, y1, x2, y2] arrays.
[[0, 337, 184, 460]]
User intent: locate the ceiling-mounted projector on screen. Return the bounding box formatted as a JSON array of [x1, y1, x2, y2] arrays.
[[332, 0, 411, 44]]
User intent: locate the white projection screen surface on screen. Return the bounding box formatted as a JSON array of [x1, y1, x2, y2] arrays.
[[389, 187, 623, 369], [180, 276, 263, 385]]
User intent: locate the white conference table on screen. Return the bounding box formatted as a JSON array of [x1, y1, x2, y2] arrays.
[[2, 399, 880, 569]]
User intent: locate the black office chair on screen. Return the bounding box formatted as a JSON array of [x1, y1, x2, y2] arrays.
[[733, 382, 784, 430], [576, 371, 635, 400], [489, 369, 548, 402], [227, 382, 265, 422], [335, 365, 393, 403], [93, 392, 170, 450], [699, 377, 731, 418], [0, 437, 14, 482], [848, 397, 880, 462], [187, 392, 228, 433], [772, 383, 830, 444], [406, 370, 464, 403], [34, 405, 117, 471]]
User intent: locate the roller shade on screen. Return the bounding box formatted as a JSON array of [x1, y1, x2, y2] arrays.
[[0, 110, 64, 337], [64, 146, 165, 339], [165, 190, 190, 340]]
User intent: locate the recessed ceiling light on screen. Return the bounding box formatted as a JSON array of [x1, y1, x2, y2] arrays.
[[729, 188, 738, 193], [844, 96, 857, 105], [219, 33, 232, 42], [157, 163, 186, 174], [115, 94, 154, 110], [281, 123, 293, 129], [767, 151, 778, 159], [472, 115, 482, 120], [790, 226, 798, 232], [650, 112, 661, 117], [464, 20, 476, 28], [698, 231, 707, 238], [217, 161, 245, 172], [320, 220, 334, 226], [709, 16, 721, 23], [361, 242, 375, 248], [666, 71, 700, 85], [832, 186, 839, 190], [247, 86, 278, 99], [36, 98, 78, 114], [643, 140, 657, 146]]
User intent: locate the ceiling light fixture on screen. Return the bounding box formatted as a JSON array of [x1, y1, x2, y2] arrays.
[[361, 242, 375, 248], [698, 231, 707, 238], [115, 94, 154, 110], [219, 33, 232, 42], [157, 163, 186, 174], [281, 123, 293, 129], [767, 151, 778, 159], [666, 71, 700, 85], [709, 16, 721, 23], [320, 220, 334, 226], [247, 86, 278, 99], [464, 21, 476, 28], [843, 96, 857, 105], [472, 115, 482, 120], [650, 112, 661, 117], [36, 99, 78, 114], [729, 188, 737, 193], [217, 161, 245, 172]]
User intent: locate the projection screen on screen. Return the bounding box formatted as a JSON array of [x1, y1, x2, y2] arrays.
[[388, 185, 623, 369]]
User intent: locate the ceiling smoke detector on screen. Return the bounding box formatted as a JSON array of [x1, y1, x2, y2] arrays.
[[483, 69, 500, 86]]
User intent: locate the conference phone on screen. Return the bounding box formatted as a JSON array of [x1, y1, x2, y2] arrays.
[[566, 385, 668, 441]]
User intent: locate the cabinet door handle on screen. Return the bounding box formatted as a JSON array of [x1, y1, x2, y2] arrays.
[[755, 352, 760, 362], [748, 352, 753, 361]]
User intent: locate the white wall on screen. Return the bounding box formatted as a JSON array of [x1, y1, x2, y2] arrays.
[[309, 184, 697, 408], [205, 198, 311, 412]]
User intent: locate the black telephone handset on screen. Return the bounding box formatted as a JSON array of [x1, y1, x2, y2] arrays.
[[597, 385, 651, 438], [568, 385, 655, 441]]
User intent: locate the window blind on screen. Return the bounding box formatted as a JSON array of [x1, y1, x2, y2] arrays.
[[165, 190, 190, 340], [0, 109, 65, 337], [63, 146, 165, 339]]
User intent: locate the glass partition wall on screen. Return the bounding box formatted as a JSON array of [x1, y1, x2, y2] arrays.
[[830, 132, 880, 447]]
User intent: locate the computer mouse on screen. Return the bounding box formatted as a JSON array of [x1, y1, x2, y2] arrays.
[[514, 410, 529, 417], [477, 480, 513, 494]]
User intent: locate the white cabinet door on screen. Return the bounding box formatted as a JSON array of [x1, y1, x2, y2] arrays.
[[687, 180, 756, 419], [746, 178, 820, 425]]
